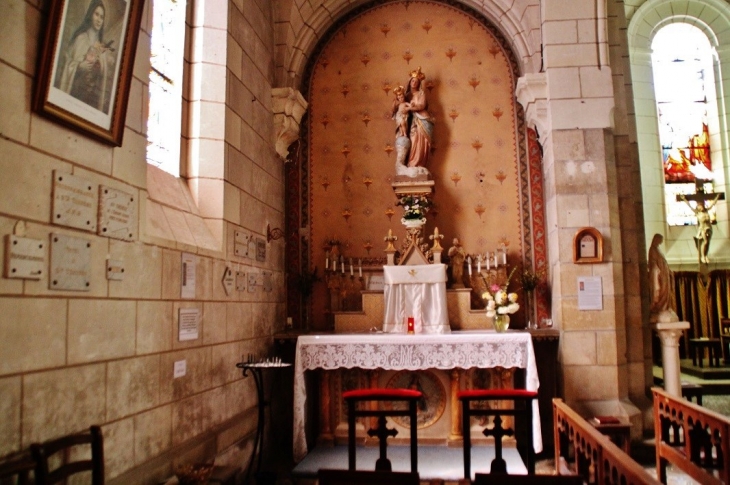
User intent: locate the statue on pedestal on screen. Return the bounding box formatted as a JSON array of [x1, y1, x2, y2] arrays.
[[648, 233, 678, 323], [393, 66, 434, 181], [679, 193, 721, 264]]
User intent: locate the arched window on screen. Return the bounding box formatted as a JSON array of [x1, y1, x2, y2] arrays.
[[146, 0, 186, 177], [652, 24, 718, 226]]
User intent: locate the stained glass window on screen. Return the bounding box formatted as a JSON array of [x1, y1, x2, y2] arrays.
[[652, 24, 717, 226], [147, 0, 186, 176]]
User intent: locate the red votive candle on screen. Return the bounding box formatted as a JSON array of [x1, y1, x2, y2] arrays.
[[407, 317, 415, 334]]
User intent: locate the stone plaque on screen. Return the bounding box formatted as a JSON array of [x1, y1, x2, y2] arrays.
[[235, 271, 246, 291], [256, 237, 266, 262], [222, 266, 234, 295], [50, 233, 91, 291], [248, 273, 259, 293], [52, 171, 98, 232], [106, 259, 125, 281], [98, 186, 136, 241], [4, 235, 45, 280], [234, 229, 250, 258]]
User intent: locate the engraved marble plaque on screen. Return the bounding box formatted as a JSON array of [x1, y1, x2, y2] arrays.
[[52, 171, 98, 232], [235, 271, 246, 291], [222, 267, 234, 295], [98, 186, 136, 241], [234, 229, 250, 258], [262, 271, 272, 292], [50, 233, 91, 291], [256, 237, 266, 262], [248, 273, 258, 293], [4, 235, 45, 279]]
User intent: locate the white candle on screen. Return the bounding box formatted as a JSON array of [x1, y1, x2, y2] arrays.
[[502, 251, 507, 265], [341, 257, 345, 273], [358, 259, 362, 277], [477, 258, 481, 273], [467, 256, 472, 276], [493, 253, 499, 268], [325, 251, 329, 270], [486, 254, 490, 270], [350, 257, 354, 276]]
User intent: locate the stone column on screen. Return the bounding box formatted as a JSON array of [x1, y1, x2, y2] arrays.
[[652, 322, 690, 396]]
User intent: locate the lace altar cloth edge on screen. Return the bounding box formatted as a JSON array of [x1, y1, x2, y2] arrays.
[[292, 331, 542, 461]]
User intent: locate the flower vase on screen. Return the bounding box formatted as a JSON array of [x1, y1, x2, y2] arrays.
[[402, 218, 426, 229], [494, 314, 510, 332]]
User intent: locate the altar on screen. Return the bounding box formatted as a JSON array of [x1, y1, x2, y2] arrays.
[[292, 330, 541, 461]]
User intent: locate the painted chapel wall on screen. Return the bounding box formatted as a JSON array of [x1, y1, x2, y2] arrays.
[[0, 0, 283, 481]]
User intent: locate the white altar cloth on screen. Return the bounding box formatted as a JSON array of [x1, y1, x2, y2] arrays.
[[383, 264, 450, 334], [293, 331, 541, 461]]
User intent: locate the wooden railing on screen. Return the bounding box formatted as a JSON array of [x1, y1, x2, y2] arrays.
[[553, 398, 660, 485], [653, 387, 730, 484]]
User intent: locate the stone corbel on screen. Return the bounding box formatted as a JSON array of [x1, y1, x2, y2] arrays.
[[515, 73, 548, 137], [272, 87, 308, 160]]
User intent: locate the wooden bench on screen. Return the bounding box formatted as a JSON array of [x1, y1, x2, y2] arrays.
[[554, 398, 660, 485], [653, 386, 730, 484]]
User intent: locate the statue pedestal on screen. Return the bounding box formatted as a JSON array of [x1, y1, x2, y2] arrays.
[[652, 321, 690, 396]]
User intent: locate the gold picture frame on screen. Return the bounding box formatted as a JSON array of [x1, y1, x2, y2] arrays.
[[33, 0, 145, 146], [573, 227, 603, 264]]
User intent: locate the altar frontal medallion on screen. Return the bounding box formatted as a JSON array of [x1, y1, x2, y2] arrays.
[[385, 370, 446, 429]]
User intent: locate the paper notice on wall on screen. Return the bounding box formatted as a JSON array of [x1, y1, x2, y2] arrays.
[[181, 252, 196, 299], [578, 276, 603, 310], [178, 308, 200, 341]]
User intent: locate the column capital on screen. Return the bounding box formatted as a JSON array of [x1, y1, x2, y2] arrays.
[[272, 87, 308, 160], [515, 73, 549, 135]]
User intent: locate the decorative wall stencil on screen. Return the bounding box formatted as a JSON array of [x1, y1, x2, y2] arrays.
[[50, 233, 91, 291], [321, 177, 330, 191], [361, 112, 371, 126], [361, 53, 370, 66], [363, 240, 373, 254], [52, 171, 98, 232], [422, 20, 432, 33], [403, 49, 414, 64], [488, 43, 500, 57], [495, 170, 507, 184], [385, 207, 395, 220], [450, 172, 462, 186], [342, 209, 352, 222], [468, 75, 480, 91], [321, 114, 330, 128], [341, 84, 350, 98], [98, 185, 136, 241], [474, 204, 485, 219], [449, 108, 459, 122], [362, 176, 373, 189], [5, 235, 45, 280], [384, 144, 394, 156], [382, 81, 392, 96], [380, 23, 391, 36], [493, 106, 503, 120], [341, 144, 351, 158], [445, 47, 457, 61], [471, 138, 483, 153]]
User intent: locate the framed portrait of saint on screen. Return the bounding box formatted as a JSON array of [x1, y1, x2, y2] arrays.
[[33, 0, 145, 146]]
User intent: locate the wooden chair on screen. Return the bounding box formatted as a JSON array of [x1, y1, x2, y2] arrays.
[[0, 455, 36, 485], [474, 472, 583, 484], [318, 468, 420, 485], [342, 388, 422, 472], [31, 425, 104, 485], [459, 389, 538, 479]]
